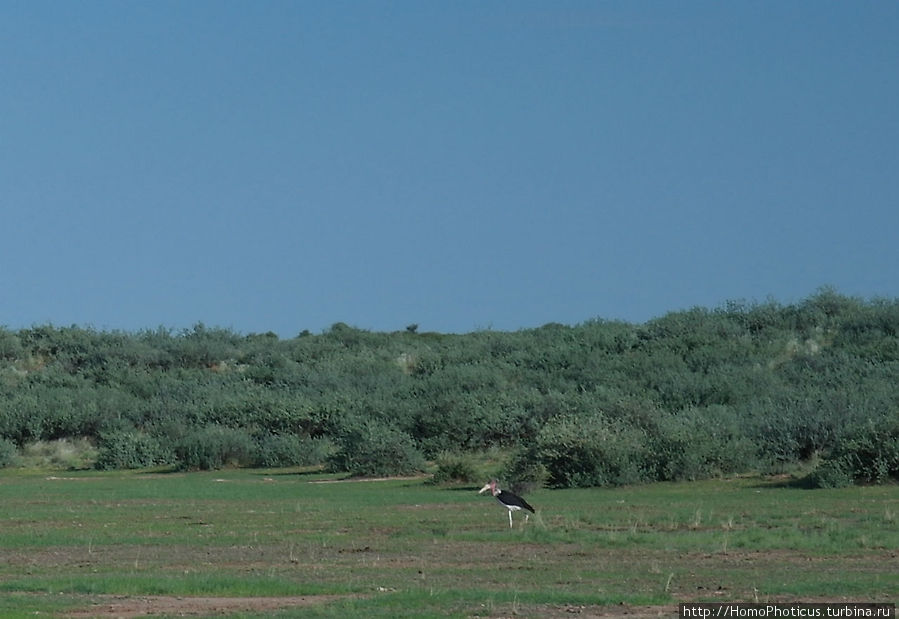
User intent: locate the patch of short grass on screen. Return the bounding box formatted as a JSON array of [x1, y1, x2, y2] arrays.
[[0, 469, 895, 617], [0, 573, 346, 597], [246, 588, 671, 618], [0, 592, 76, 619]]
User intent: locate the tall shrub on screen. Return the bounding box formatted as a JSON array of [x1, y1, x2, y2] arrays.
[[0, 438, 17, 468], [328, 419, 424, 477], [254, 433, 333, 467], [174, 425, 256, 470], [536, 413, 651, 488], [95, 431, 171, 470], [811, 417, 899, 487]]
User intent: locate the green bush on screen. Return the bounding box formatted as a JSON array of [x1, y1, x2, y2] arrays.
[[0, 328, 23, 360], [808, 459, 854, 489], [0, 438, 17, 467], [502, 447, 548, 490], [95, 431, 171, 470], [817, 418, 899, 485], [328, 420, 424, 477], [648, 406, 758, 481], [254, 433, 333, 467], [431, 451, 480, 484], [1, 292, 897, 486], [536, 414, 651, 488], [174, 426, 256, 470]]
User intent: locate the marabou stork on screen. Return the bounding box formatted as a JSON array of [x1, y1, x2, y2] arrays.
[[478, 480, 535, 529]]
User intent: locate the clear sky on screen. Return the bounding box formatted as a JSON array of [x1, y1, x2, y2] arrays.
[[3, 2, 897, 337]]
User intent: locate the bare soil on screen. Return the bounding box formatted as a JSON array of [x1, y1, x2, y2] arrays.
[[63, 593, 356, 617]]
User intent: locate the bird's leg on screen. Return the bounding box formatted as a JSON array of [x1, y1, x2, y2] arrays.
[[524, 513, 530, 525], [508, 510, 513, 529]]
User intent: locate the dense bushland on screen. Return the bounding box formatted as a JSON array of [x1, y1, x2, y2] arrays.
[[1, 288, 897, 488]]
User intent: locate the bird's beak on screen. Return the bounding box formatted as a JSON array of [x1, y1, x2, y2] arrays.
[[478, 483, 491, 494]]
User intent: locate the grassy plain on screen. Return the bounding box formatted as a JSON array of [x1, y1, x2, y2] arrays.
[[0, 468, 896, 618]]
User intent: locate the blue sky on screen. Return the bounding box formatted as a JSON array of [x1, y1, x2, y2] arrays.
[[3, 2, 897, 336]]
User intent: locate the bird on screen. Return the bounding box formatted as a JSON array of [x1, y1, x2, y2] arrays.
[[478, 480, 535, 529]]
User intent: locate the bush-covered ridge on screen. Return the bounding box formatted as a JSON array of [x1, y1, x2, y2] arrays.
[[1, 288, 897, 487]]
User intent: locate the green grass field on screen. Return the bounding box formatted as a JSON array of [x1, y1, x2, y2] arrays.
[[0, 468, 895, 618]]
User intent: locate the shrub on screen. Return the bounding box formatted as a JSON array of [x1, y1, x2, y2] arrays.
[[808, 459, 854, 489], [328, 420, 424, 477], [502, 447, 548, 491], [254, 433, 333, 468], [0, 438, 17, 468], [95, 431, 171, 470], [431, 451, 480, 484], [174, 426, 256, 470], [648, 406, 758, 481], [536, 414, 651, 488], [815, 418, 899, 486]]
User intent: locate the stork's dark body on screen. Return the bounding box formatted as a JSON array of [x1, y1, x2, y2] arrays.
[[494, 489, 535, 514], [478, 480, 536, 528]]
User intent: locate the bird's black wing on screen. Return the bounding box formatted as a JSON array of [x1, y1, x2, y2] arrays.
[[500, 490, 536, 513], [519, 497, 536, 514]]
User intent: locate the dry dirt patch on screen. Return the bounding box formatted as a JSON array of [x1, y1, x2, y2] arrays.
[[64, 594, 355, 617]]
